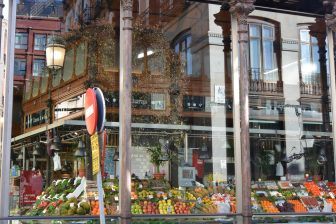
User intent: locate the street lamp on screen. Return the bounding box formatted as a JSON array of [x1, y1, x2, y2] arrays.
[[46, 35, 66, 70]]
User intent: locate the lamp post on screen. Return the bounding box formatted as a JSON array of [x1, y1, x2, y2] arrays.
[[46, 35, 66, 71], [45, 35, 65, 184]]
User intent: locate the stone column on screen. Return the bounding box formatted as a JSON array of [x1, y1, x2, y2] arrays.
[[309, 19, 330, 132], [214, 6, 232, 87], [229, 1, 254, 223], [326, 1, 336, 182], [119, 0, 133, 220]]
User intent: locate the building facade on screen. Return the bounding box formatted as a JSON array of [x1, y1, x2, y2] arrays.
[[13, 16, 62, 136], [1, 0, 336, 223]]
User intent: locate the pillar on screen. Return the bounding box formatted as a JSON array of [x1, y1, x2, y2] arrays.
[[326, 1, 336, 181], [119, 0, 133, 220], [229, 0, 255, 223]]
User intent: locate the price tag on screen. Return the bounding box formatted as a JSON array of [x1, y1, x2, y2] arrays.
[[95, 196, 99, 200], [177, 196, 182, 200], [70, 203, 75, 208], [163, 196, 167, 200], [148, 195, 153, 199], [139, 184, 143, 189], [330, 192, 335, 199], [114, 196, 119, 201], [197, 197, 202, 204]]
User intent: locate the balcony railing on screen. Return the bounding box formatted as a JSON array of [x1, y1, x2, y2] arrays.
[[300, 82, 322, 96], [249, 79, 283, 94], [249, 68, 283, 94]]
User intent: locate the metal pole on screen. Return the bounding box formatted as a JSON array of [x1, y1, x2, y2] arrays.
[[229, 1, 255, 223], [0, 0, 16, 219], [119, 0, 133, 220]]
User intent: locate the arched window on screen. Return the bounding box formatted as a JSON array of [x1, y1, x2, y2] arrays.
[[248, 19, 279, 82], [173, 31, 192, 76]]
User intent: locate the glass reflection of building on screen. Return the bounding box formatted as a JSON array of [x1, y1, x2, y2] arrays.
[[6, 0, 336, 220]]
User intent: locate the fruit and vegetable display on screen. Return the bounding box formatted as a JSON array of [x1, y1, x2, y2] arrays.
[[25, 176, 236, 216], [130, 182, 236, 215], [252, 180, 336, 213], [25, 178, 89, 216], [25, 175, 336, 216]]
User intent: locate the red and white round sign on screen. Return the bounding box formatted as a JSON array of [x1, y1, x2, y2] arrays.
[[85, 88, 98, 135]]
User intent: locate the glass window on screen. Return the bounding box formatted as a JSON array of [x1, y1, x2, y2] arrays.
[[15, 32, 28, 49], [33, 59, 45, 77], [174, 33, 193, 76], [75, 43, 87, 76], [34, 34, 47, 50], [248, 23, 277, 82], [299, 29, 320, 84], [14, 58, 26, 76]]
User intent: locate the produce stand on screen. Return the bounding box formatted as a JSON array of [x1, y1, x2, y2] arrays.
[[23, 174, 336, 223]]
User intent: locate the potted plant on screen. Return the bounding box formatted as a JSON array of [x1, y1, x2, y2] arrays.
[[147, 145, 169, 180]]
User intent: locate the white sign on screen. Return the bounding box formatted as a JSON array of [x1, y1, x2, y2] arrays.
[[214, 85, 225, 104]]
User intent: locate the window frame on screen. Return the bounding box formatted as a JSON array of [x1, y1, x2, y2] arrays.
[[247, 18, 280, 82], [15, 32, 28, 49], [172, 30, 193, 76], [34, 33, 47, 51], [32, 59, 46, 77], [14, 58, 27, 76], [298, 26, 321, 85]]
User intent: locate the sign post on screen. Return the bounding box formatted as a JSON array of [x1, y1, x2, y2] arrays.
[[85, 88, 106, 224]]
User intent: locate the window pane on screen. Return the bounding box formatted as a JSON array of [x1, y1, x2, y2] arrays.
[[300, 30, 310, 42], [263, 40, 275, 81], [262, 26, 273, 38], [75, 42, 87, 76], [187, 47, 192, 75], [249, 24, 260, 37], [33, 59, 45, 77], [14, 59, 26, 76], [15, 33, 28, 49], [249, 38, 261, 80], [300, 43, 311, 80], [63, 49, 74, 81], [312, 44, 320, 74], [34, 34, 47, 50]]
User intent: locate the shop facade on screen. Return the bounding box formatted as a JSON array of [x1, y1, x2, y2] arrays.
[[1, 0, 336, 223]]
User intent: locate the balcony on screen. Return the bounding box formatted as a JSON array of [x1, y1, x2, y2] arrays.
[[300, 81, 322, 96], [249, 68, 283, 95]]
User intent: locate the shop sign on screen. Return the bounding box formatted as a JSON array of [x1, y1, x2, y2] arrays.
[[90, 132, 100, 175], [183, 95, 206, 112], [104, 92, 165, 111], [25, 109, 47, 129], [54, 94, 85, 120], [85, 88, 98, 135], [19, 170, 43, 206]]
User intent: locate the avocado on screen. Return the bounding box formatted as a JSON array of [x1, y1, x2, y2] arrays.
[[80, 202, 91, 211], [77, 207, 85, 215]]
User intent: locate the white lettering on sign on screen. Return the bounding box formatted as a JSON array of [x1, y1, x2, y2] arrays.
[[85, 104, 94, 119]]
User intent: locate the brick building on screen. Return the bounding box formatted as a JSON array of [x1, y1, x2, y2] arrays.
[[13, 16, 61, 136]]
